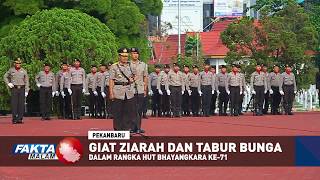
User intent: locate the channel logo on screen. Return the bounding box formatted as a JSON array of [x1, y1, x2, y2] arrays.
[[12, 137, 83, 164]]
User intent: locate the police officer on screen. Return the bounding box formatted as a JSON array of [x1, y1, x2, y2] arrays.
[[250, 64, 267, 116], [109, 47, 136, 131], [262, 64, 270, 114], [238, 66, 246, 115], [166, 63, 185, 117], [69, 59, 86, 120], [216, 65, 229, 116], [59, 62, 72, 119], [96, 64, 106, 118], [4, 58, 30, 124], [35, 63, 56, 120], [187, 65, 201, 116], [148, 64, 161, 117], [210, 65, 217, 116], [55, 64, 64, 119], [157, 64, 171, 117], [200, 63, 215, 117], [269, 65, 282, 115], [130, 47, 148, 133], [181, 65, 191, 116], [226, 64, 243, 116], [85, 65, 98, 118], [280, 65, 297, 115]]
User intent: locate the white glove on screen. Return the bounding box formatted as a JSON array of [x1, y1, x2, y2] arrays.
[[82, 88, 86, 94], [198, 91, 202, 96], [264, 90, 268, 94], [148, 90, 153, 96], [25, 92, 28, 97], [217, 90, 220, 94], [227, 90, 230, 95], [240, 91, 243, 95], [269, 89, 273, 94], [280, 90, 284, 95], [188, 90, 192, 96], [52, 92, 55, 97], [294, 91, 297, 94], [252, 90, 256, 95], [182, 91, 184, 95], [166, 90, 171, 96], [101, 92, 106, 98], [243, 91, 247, 95], [55, 91, 59, 96], [93, 91, 98, 96], [84, 92, 90, 96], [7, 83, 14, 88], [68, 88, 72, 95], [61, 91, 66, 97], [158, 89, 163, 95], [36, 83, 41, 88], [212, 90, 215, 95]]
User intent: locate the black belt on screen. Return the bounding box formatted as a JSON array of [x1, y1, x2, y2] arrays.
[[14, 85, 25, 89], [114, 82, 130, 86]]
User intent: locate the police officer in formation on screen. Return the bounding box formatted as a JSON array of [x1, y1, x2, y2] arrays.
[[268, 65, 282, 115], [96, 64, 108, 118], [210, 65, 217, 115], [129, 47, 148, 133], [200, 63, 216, 117], [4, 58, 29, 124], [35, 63, 56, 120], [262, 65, 270, 114], [226, 64, 243, 116], [85, 65, 98, 118], [187, 65, 201, 116], [109, 48, 137, 130], [216, 65, 229, 116], [157, 64, 171, 117], [238, 66, 246, 115], [166, 63, 185, 117], [59, 62, 72, 119], [280, 65, 297, 115], [250, 64, 267, 116], [182, 65, 191, 116], [148, 64, 161, 117]]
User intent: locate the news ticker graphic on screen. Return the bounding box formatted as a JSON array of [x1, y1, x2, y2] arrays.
[[1, 133, 320, 166]]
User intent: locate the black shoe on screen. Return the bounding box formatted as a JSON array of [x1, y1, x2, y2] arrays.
[[17, 121, 24, 124], [288, 112, 294, 115], [136, 129, 145, 133], [12, 121, 18, 124], [130, 130, 136, 133]]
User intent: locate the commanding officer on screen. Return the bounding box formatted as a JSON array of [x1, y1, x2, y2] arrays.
[[250, 64, 267, 116], [85, 65, 98, 118], [226, 64, 243, 116], [187, 65, 201, 116], [262, 65, 270, 114], [200, 63, 215, 117], [109, 48, 136, 131], [216, 65, 229, 116], [96, 64, 107, 118], [4, 58, 30, 124], [238, 66, 246, 115], [166, 63, 185, 117], [157, 64, 171, 117], [181, 65, 191, 116], [280, 65, 297, 115], [69, 59, 86, 120], [59, 62, 72, 119], [130, 47, 148, 133], [35, 63, 56, 120], [268, 65, 282, 115], [210, 65, 217, 116], [148, 64, 161, 117]]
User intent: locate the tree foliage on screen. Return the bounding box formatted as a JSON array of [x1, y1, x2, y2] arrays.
[[221, 0, 319, 89]]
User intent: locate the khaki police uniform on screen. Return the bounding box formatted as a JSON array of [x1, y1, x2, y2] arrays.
[[166, 70, 185, 117], [269, 71, 282, 114], [250, 71, 267, 115], [4, 67, 30, 123], [280, 72, 297, 115], [200, 71, 215, 116], [35, 70, 55, 120], [69, 67, 86, 119], [216, 72, 229, 116], [226, 72, 243, 116], [157, 70, 170, 116], [60, 70, 72, 119], [149, 72, 161, 116], [187, 72, 201, 116], [109, 61, 136, 130], [85, 72, 97, 117]]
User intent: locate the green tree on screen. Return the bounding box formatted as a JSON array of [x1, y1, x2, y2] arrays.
[[0, 9, 117, 109]]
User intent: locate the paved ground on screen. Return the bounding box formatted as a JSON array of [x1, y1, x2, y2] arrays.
[[0, 112, 320, 179]]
